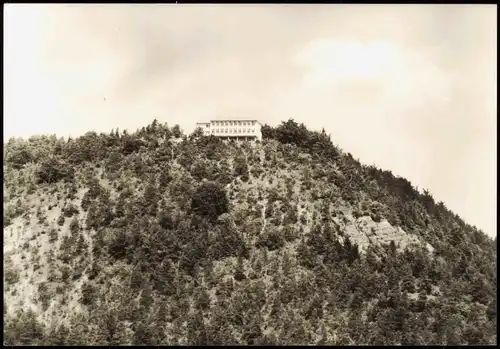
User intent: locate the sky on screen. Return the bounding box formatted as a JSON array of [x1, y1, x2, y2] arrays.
[[3, 4, 497, 237]]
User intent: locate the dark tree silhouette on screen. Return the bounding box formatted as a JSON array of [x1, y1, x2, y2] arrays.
[[190, 181, 229, 221]]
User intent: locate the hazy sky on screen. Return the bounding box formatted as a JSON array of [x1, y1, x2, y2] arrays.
[[4, 4, 496, 236]]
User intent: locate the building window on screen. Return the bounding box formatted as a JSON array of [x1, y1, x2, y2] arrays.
[[252, 121, 255, 125]]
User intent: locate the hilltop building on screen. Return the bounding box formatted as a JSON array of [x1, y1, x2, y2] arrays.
[[196, 119, 263, 141]]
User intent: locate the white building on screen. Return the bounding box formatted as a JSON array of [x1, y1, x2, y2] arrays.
[[196, 119, 263, 141]]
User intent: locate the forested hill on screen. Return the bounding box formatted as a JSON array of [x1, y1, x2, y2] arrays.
[[3, 119, 497, 345]]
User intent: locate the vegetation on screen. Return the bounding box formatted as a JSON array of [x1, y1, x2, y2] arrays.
[[3, 119, 496, 345]]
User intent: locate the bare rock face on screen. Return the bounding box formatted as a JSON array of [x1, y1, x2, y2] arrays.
[[333, 214, 433, 253]]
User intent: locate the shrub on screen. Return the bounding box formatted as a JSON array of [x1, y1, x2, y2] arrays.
[[48, 229, 58, 243], [57, 215, 65, 226], [69, 218, 80, 235], [63, 204, 80, 218]]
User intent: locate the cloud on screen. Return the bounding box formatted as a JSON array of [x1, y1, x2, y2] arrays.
[[291, 38, 452, 109], [272, 38, 452, 156], [294, 40, 400, 84]]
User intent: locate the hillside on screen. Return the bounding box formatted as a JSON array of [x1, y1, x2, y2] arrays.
[[3, 119, 497, 345]]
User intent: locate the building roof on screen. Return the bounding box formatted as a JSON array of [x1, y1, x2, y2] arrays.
[[210, 119, 262, 124]]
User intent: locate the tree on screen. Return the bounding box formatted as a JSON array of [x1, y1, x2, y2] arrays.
[[143, 183, 159, 216], [171, 125, 182, 138], [261, 124, 275, 139], [5, 146, 33, 169], [37, 158, 74, 184], [4, 309, 46, 345], [234, 255, 246, 281], [133, 321, 154, 346], [46, 324, 69, 346], [190, 181, 229, 221], [233, 154, 250, 182], [190, 127, 205, 140], [486, 298, 496, 322]]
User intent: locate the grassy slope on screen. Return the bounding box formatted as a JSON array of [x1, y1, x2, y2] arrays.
[[3, 121, 497, 345]]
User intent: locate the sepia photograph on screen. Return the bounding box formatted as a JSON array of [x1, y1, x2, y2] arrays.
[[3, 3, 497, 346]]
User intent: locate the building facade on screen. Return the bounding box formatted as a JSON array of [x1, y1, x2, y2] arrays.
[[196, 119, 262, 141]]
